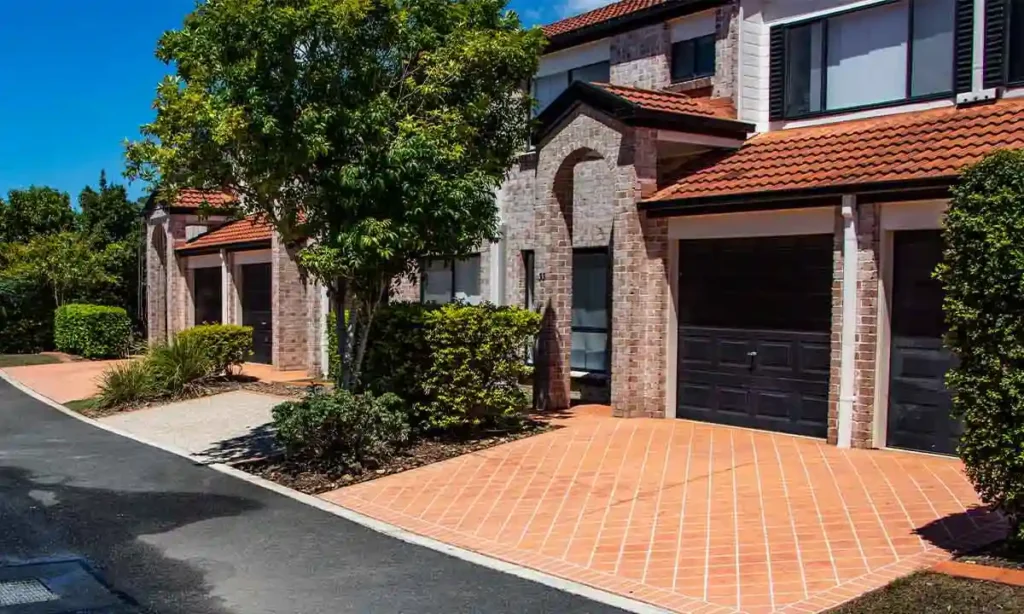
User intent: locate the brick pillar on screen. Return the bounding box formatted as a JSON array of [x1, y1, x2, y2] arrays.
[[610, 127, 669, 417], [712, 2, 739, 100], [271, 233, 310, 371], [306, 283, 326, 379], [166, 216, 189, 337], [145, 219, 169, 346], [827, 202, 880, 447]]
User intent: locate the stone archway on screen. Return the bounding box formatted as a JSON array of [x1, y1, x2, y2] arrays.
[[146, 222, 169, 345]]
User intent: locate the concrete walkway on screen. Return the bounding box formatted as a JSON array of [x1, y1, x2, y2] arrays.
[[0, 378, 626, 614], [323, 411, 1006, 614], [98, 390, 285, 464]]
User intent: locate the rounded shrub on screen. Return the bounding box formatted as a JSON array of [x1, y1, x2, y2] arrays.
[[272, 389, 410, 467], [176, 324, 253, 375], [936, 149, 1024, 544], [54, 304, 131, 359]]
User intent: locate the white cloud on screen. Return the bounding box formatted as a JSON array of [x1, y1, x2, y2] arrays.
[[559, 0, 618, 18]]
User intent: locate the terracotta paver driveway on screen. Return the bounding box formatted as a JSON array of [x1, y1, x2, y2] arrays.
[[322, 412, 1005, 614]]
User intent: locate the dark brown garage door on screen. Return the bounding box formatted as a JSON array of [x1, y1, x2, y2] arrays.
[[887, 230, 961, 455], [241, 263, 273, 365], [677, 235, 832, 437], [193, 267, 222, 326]]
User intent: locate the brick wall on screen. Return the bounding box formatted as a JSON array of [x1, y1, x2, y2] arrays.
[[827, 203, 880, 448], [713, 2, 739, 100], [610, 23, 671, 91], [166, 216, 190, 338], [271, 233, 310, 371], [145, 219, 168, 346]]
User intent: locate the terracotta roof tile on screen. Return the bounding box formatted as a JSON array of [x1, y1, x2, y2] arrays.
[[542, 0, 669, 38], [647, 99, 1024, 203], [173, 189, 236, 210], [597, 83, 736, 119], [177, 216, 272, 252]]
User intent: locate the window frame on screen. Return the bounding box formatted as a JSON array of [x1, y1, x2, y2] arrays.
[[419, 255, 481, 304], [531, 60, 612, 116], [774, 0, 956, 121], [1006, 0, 1024, 86], [670, 34, 717, 83], [570, 246, 612, 375]]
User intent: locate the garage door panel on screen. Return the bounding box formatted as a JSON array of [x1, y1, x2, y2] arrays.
[[676, 234, 832, 438]]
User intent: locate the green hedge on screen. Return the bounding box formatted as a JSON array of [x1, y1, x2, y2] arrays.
[[176, 324, 253, 375], [0, 275, 53, 353], [359, 303, 431, 410], [937, 149, 1024, 544], [54, 304, 131, 359]]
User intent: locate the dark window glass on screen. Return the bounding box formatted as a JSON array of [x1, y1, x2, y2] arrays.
[[193, 267, 222, 325], [568, 61, 610, 84], [784, 23, 822, 116], [671, 34, 716, 82], [523, 250, 535, 364], [571, 249, 610, 373], [1010, 0, 1024, 82]]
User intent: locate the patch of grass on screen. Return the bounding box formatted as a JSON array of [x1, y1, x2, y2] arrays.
[[0, 354, 61, 368], [64, 397, 98, 413], [829, 571, 1024, 613]]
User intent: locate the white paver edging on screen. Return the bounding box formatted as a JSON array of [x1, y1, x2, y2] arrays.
[[0, 370, 672, 614]]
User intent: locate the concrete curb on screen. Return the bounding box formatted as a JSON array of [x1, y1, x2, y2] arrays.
[[0, 370, 673, 614]]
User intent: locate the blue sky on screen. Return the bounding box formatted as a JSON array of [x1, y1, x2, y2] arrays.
[[0, 0, 607, 204]]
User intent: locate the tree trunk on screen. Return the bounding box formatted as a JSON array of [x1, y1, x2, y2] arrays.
[[333, 278, 348, 389], [350, 284, 385, 386]]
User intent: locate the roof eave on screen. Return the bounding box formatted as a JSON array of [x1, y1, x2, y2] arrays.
[[543, 0, 728, 54], [176, 238, 272, 256], [640, 176, 955, 217]]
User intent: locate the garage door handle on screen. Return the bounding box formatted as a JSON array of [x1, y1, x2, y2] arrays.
[[747, 350, 757, 370]]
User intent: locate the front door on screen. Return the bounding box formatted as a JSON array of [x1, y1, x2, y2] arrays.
[[886, 230, 960, 455], [676, 235, 832, 438], [241, 263, 273, 364], [192, 267, 222, 326]]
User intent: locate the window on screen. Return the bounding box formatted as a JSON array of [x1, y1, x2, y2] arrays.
[[421, 256, 481, 304], [185, 225, 208, 240], [1010, 0, 1024, 84], [779, 0, 954, 118], [531, 61, 611, 115], [571, 249, 610, 373], [523, 250, 536, 364], [671, 34, 716, 82]]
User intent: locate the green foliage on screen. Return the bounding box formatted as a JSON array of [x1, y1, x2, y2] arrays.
[[2, 232, 119, 307], [420, 303, 541, 430], [96, 360, 153, 409], [0, 274, 52, 353], [78, 171, 142, 245], [125, 0, 544, 388], [0, 186, 76, 244], [272, 389, 410, 467], [54, 304, 131, 359], [147, 336, 214, 396], [359, 303, 433, 410], [936, 149, 1024, 544], [176, 324, 253, 375]]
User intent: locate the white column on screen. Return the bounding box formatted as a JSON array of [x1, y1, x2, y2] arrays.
[[837, 195, 858, 448]]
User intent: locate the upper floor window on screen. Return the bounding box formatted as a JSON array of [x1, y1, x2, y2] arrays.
[[778, 0, 955, 119], [1009, 0, 1024, 84], [532, 61, 611, 114], [671, 34, 715, 82], [422, 255, 481, 305]]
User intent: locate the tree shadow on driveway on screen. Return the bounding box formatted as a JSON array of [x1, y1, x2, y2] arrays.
[[0, 464, 261, 614], [196, 423, 280, 465], [914, 506, 1007, 554]]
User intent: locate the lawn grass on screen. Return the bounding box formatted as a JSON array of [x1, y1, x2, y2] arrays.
[[830, 571, 1024, 613], [0, 354, 61, 368], [63, 397, 98, 413]]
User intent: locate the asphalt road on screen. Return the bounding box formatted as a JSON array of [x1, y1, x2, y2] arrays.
[[0, 378, 626, 614]]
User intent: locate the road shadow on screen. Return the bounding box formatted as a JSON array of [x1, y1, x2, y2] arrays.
[[915, 506, 1008, 554], [197, 423, 280, 465], [0, 464, 261, 614]]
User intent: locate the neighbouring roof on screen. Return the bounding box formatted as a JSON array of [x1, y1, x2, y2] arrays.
[[172, 189, 237, 211], [541, 0, 725, 53], [645, 99, 1024, 209], [535, 80, 752, 142], [176, 216, 272, 254]]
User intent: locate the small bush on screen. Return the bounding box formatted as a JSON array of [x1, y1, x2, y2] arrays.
[[147, 335, 213, 396], [54, 304, 131, 359], [937, 149, 1024, 544], [176, 324, 253, 375], [272, 389, 410, 467], [421, 303, 541, 430], [96, 360, 153, 409], [359, 303, 432, 408]]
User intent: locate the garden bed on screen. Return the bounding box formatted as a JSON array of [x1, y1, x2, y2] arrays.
[[237, 420, 554, 494], [958, 540, 1024, 571], [828, 571, 1024, 613]]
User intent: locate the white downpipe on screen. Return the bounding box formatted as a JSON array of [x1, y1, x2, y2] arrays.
[[837, 196, 858, 448], [973, 0, 986, 92], [220, 249, 230, 324], [320, 284, 330, 378]]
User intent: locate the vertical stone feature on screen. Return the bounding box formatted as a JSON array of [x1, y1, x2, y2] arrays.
[[827, 203, 880, 448], [271, 233, 310, 371], [610, 127, 668, 418], [610, 23, 671, 91], [145, 218, 169, 346], [713, 2, 739, 100], [166, 216, 189, 337]]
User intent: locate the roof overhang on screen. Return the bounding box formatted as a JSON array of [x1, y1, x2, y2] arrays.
[[176, 238, 272, 256], [534, 81, 754, 144], [544, 0, 728, 54], [640, 176, 953, 217]]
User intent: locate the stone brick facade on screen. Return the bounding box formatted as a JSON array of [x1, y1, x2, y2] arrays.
[[610, 23, 671, 91], [271, 234, 312, 371]]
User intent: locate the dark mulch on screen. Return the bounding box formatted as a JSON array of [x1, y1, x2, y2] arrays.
[[69, 376, 309, 418], [237, 421, 555, 495], [829, 571, 1024, 613], [958, 540, 1024, 571]]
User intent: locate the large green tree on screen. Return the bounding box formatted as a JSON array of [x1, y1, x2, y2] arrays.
[[126, 0, 543, 387], [0, 186, 76, 244], [78, 170, 142, 244]]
